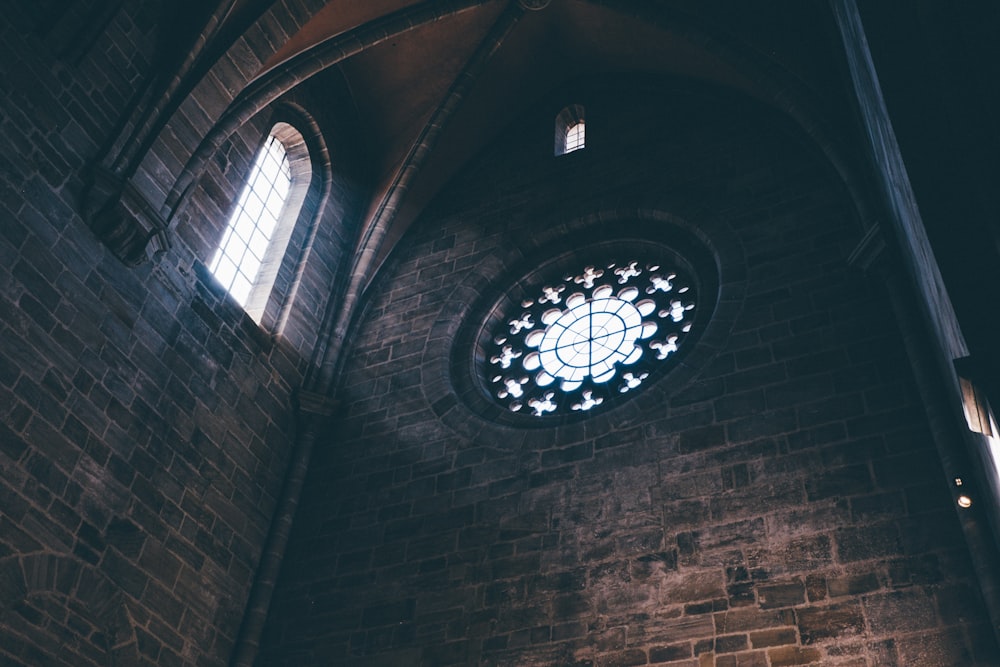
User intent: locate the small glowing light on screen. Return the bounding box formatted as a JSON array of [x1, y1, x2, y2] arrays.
[[954, 477, 963, 487], [957, 495, 973, 509]]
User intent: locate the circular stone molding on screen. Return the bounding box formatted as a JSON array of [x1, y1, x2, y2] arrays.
[[517, 0, 551, 10], [449, 228, 722, 428]]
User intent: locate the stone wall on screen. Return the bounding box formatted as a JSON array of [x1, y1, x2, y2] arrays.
[[259, 79, 999, 666], [0, 4, 361, 665]]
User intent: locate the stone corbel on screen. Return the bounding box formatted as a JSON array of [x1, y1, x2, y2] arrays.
[[295, 390, 340, 433], [296, 390, 340, 417], [83, 165, 170, 266]]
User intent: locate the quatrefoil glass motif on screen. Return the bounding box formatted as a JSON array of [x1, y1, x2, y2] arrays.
[[485, 256, 699, 417]]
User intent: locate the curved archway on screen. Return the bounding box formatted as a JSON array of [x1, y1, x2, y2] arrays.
[[0, 554, 138, 667]]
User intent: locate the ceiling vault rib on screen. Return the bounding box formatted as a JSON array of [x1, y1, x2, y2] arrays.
[[581, 0, 879, 233], [311, 0, 528, 395], [163, 0, 495, 222], [106, 0, 242, 179], [228, 8, 527, 664]]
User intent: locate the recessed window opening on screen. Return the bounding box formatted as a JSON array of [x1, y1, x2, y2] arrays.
[[959, 374, 994, 437], [209, 122, 311, 322], [955, 358, 1000, 500], [484, 254, 699, 417], [555, 104, 586, 156]]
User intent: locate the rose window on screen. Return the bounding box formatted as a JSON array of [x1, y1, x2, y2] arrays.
[[485, 258, 698, 417]]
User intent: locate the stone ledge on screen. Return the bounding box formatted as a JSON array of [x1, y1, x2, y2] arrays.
[[296, 390, 339, 417]]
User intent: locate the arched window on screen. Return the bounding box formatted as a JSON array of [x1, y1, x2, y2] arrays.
[[555, 104, 586, 156], [564, 120, 585, 153], [209, 122, 311, 322]]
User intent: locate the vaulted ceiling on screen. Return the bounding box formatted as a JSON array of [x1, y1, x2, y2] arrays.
[[203, 0, 855, 283]]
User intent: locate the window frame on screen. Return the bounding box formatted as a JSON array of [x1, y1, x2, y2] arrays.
[[555, 104, 586, 156], [209, 121, 312, 323]]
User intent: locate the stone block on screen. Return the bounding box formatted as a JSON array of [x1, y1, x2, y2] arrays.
[[757, 580, 805, 609], [796, 602, 865, 644], [767, 646, 822, 666]]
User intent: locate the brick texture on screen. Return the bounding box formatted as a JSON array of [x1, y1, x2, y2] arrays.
[[259, 80, 999, 665], [0, 3, 361, 665]]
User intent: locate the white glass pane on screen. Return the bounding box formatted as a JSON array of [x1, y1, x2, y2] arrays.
[[240, 255, 262, 283], [560, 348, 586, 368], [593, 367, 615, 383], [565, 122, 585, 152], [236, 186, 252, 209], [243, 190, 264, 221], [208, 130, 298, 310], [265, 187, 286, 219], [525, 330, 545, 347], [259, 153, 281, 184], [276, 178, 291, 201], [214, 255, 238, 289], [257, 212, 278, 242], [593, 285, 612, 299], [523, 352, 540, 371], [535, 371, 555, 387], [619, 286, 639, 302], [624, 346, 644, 365], [541, 308, 562, 325], [590, 312, 614, 330], [248, 229, 269, 260], [232, 211, 257, 242], [216, 226, 235, 253], [229, 275, 253, 306]]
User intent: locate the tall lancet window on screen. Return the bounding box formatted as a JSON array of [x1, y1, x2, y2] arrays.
[[210, 123, 310, 321]]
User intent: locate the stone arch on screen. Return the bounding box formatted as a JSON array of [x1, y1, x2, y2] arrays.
[[163, 0, 874, 240], [163, 0, 492, 218], [0, 554, 140, 667], [257, 102, 334, 334]]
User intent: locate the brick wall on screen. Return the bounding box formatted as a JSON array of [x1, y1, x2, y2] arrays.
[[259, 80, 999, 666], [0, 5, 361, 666]]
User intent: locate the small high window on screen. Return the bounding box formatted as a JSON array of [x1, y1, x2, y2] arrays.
[[210, 123, 310, 321], [555, 104, 586, 156], [564, 121, 585, 153]]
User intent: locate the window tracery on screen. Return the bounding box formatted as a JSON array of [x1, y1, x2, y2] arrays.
[[484, 256, 698, 417]]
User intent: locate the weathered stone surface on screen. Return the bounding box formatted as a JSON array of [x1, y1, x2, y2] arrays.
[[257, 77, 996, 666], [0, 3, 355, 664], [768, 645, 823, 666], [796, 603, 866, 644], [2, 5, 996, 666]]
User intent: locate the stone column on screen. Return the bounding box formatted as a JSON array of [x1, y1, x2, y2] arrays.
[[831, 0, 1000, 642]]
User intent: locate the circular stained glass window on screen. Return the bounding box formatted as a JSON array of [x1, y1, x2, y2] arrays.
[[482, 254, 699, 417]]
